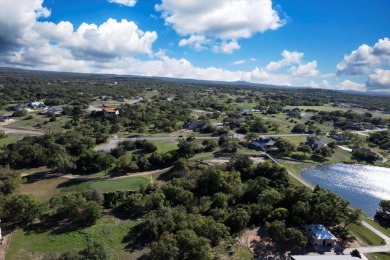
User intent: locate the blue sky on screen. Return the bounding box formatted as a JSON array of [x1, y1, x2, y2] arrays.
[[0, 0, 389, 92]]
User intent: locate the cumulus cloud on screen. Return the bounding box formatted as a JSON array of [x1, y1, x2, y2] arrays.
[[366, 69, 390, 91], [178, 35, 208, 50], [336, 38, 390, 75], [108, 0, 137, 7], [336, 80, 366, 91], [0, 0, 158, 64], [213, 40, 240, 54], [155, 0, 284, 53], [265, 50, 303, 71], [0, 0, 50, 50], [288, 61, 319, 77]]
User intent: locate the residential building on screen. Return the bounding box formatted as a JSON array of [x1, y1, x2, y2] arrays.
[[12, 104, 27, 111], [102, 107, 119, 115], [184, 121, 209, 132], [43, 106, 64, 115], [304, 224, 337, 247], [28, 101, 45, 108], [252, 136, 277, 151], [304, 138, 329, 150], [331, 132, 351, 142]]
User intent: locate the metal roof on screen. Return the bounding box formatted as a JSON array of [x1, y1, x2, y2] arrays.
[[304, 225, 336, 240]]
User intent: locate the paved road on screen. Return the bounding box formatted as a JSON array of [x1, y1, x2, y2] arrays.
[[0, 126, 43, 136]]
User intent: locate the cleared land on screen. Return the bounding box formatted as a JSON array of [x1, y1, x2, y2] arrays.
[[6, 216, 136, 260]]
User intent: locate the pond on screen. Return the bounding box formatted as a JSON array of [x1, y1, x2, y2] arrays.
[[300, 163, 390, 217]]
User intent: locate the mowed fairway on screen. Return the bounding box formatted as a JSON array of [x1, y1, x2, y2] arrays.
[[59, 176, 150, 193]]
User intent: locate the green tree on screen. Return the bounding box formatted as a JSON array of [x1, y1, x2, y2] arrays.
[[0, 165, 22, 195], [0, 194, 46, 224]]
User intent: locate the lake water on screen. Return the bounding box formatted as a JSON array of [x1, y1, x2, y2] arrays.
[[300, 163, 390, 217]]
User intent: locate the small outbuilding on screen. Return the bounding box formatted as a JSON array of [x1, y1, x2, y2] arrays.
[[304, 224, 337, 247]]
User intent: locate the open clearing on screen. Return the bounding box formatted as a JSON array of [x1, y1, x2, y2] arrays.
[[59, 176, 150, 193], [6, 216, 136, 260]]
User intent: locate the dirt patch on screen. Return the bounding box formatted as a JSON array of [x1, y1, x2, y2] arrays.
[[0, 120, 15, 126]]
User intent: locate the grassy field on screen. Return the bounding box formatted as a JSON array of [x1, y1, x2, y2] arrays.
[[366, 252, 390, 260], [6, 114, 71, 133], [6, 216, 136, 260], [349, 223, 385, 246], [0, 133, 25, 148], [361, 214, 390, 238], [60, 176, 150, 193], [150, 139, 179, 154]]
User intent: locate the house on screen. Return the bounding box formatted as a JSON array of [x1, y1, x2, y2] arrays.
[[228, 118, 243, 127], [184, 121, 209, 132], [252, 136, 277, 151], [43, 106, 64, 115], [0, 116, 11, 122], [28, 101, 45, 108], [304, 138, 329, 150], [116, 96, 127, 102], [102, 107, 119, 115], [285, 108, 302, 118], [331, 132, 351, 142], [304, 224, 337, 247], [133, 95, 143, 100], [242, 108, 260, 113], [235, 97, 246, 103]]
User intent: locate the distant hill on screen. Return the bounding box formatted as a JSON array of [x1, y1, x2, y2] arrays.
[[0, 66, 388, 97]]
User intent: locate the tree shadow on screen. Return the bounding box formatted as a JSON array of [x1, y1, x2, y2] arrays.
[[23, 171, 61, 184], [56, 178, 94, 188], [374, 216, 390, 229], [122, 224, 150, 253]]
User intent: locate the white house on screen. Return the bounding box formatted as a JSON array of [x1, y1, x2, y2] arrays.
[[304, 224, 337, 247]]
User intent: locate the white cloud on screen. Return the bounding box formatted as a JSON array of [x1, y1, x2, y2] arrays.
[[213, 40, 240, 54], [336, 38, 390, 75], [155, 0, 284, 53], [0, 0, 50, 50], [288, 61, 319, 77], [265, 50, 303, 71], [250, 58, 257, 61], [366, 69, 390, 91], [178, 35, 208, 50], [0, 0, 158, 63], [336, 80, 366, 91], [232, 60, 246, 65], [108, 0, 137, 7]]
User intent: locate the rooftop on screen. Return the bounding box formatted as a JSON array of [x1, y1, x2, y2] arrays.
[[304, 225, 336, 240]]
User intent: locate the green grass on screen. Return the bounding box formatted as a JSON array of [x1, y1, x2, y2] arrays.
[[150, 140, 179, 154], [361, 214, 390, 238], [366, 252, 390, 260], [60, 176, 150, 193], [6, 216, 136, 260], [349, 223, 385, 246], [6, 114, 71, 133], [0, 133, 25, 148]]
